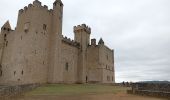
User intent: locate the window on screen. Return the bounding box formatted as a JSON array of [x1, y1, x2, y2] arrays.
[[107, 76, 110, 81], [65, 62, 68, 71], [21, 36, 22, 40], [106, 54, 108, 60], [4, 34, 7, 38], [112, 76, 114, 81], [43, 24, 47, 30], [14, 71, 16, 76], [4, 34, 7, 41], [6, 41, 8, 46], [24, 22, 30, 33], [21, 70, 23, 75]]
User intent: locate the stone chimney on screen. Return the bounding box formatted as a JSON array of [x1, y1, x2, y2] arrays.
[[91, 38, 96, 46]]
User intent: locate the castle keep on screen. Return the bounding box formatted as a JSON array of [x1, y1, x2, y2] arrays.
[[0, 0, 115, 85]]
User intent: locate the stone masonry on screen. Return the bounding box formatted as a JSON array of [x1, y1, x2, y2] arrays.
[[0, 0, 115, 85]]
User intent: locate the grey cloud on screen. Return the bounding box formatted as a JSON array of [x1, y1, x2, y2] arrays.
[[0, 0, 170, 82]]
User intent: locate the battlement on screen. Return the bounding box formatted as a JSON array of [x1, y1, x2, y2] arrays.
[[53, 0, 63, 6], [62, 36, 80, 48], [18, 0, 52, 15], [74, 24, 91, 34], [33, 0, 42, 6]]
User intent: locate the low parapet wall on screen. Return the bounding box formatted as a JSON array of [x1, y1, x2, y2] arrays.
[[0, 84, 40, 98], [127, 83, 170, 98]]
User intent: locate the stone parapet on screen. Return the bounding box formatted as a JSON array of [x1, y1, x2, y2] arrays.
[[74, 24, 91, 34], [62, 36, 80, 48]]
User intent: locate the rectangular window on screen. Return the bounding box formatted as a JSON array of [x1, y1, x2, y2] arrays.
[[107, 76, 110, 81], [6, 41, 8, 46], [14, 71, 16, 76], [21, 70, 23, 75], [43, 24, 47, 30], [24, 22, 30, 32], [106, 54, 108, 60]]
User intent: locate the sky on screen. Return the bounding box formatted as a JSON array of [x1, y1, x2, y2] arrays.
[[0, 0, 170, 83]]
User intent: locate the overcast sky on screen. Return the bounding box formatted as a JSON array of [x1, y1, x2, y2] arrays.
[[0, 0, 170, 82]]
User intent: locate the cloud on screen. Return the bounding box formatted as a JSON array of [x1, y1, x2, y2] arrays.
[[0, 0, 170, 82]]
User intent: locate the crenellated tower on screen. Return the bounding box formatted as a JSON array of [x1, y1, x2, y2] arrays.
[[52, 0, 63, 35], [47, 0, 64, 83], [74, 24, 91, 83], [74, 24, 91, 50]]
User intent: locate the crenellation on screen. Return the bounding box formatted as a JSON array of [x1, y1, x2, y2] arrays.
[[62, 36, 80, 48], [24, 6, 28, 11], [33, 0, 42, 7], [0, 0, 114, 85], [49, 9, 53, 12], [19, 9, 24, 14], [43, 5, 48, 10], [28, 4, 33, 8], [74, 24, 91, 34]]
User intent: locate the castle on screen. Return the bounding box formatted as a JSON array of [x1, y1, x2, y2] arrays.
[[0, 0, 115, 85]]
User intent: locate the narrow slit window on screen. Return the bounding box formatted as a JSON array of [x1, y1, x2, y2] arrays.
[[65, 62, 69, 71], [14, 71, 16, 76], [21, 70, 23, 75]]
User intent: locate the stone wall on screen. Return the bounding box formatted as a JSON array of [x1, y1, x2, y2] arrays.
[[127, 83, 170, 98], [0, 84, 39, 98]]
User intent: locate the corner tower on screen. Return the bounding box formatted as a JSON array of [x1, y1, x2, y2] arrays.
[[47, 0, 64, 83], [52, 0, 63, 35]]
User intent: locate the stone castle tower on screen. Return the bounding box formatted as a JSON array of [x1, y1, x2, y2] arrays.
[[0, 0, 115, 85]]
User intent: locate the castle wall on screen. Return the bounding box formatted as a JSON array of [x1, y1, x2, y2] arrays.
[[0, 33, 4, 64], [0, 2, 53, 85], [0, 0, 115, 85], [61, 41, 78, 83], [0, 31, 17, 85], [87, 46, 102, 83], [98, 45, 115, 83]]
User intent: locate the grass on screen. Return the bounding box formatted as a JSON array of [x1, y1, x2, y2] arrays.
[[25, 84, 128, 96]]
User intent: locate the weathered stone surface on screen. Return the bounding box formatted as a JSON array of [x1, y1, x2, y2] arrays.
[[0, 84, 39, 98], [0, 0, 115, 85]]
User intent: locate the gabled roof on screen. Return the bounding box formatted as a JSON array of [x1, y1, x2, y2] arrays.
[[1, 21, 11, 30]]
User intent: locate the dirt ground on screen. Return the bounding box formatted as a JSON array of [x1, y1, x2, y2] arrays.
[[11, 93, 167, 100]]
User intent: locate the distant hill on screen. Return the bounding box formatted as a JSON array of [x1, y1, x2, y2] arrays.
[[137, 81, 170, 84]]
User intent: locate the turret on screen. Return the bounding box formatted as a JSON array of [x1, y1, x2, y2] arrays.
[[91, 38, 96, 46], [74, 24, 91, 50], [52, 0, 63, 35], [1, 21, 12, 40], [98, 38, 104, 45]]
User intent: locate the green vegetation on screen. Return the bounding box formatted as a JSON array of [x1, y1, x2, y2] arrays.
[[25, 84, 128, 96]]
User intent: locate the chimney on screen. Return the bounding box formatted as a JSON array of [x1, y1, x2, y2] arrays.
[[91, 38, 96, 46]]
